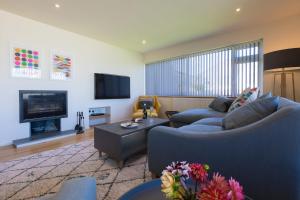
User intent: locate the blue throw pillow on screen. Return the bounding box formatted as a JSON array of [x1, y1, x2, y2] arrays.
[[258, 92, 272, 99], [209, 96, 234, 113], [223, 96, 279, 130]]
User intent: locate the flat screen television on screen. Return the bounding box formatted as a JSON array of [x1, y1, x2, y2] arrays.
[[19, 90, 68, 123], [94, 73, 130, 99]]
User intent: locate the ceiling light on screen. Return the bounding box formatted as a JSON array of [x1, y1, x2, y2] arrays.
[[55, 4, 60, 8], [236, 8, 241, 12], [142, 40, 147, 45]]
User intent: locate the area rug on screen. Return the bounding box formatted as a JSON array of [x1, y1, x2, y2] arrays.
[[0, 140, 152, 200]]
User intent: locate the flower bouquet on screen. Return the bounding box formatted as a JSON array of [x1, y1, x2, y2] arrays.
[[161, 161, 245, 200]]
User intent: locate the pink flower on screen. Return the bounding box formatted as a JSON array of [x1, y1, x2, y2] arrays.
[[189, 163, 209, 183], [198, 173, 230, 200], [160, 161, 246, 200], [163, 161, 191, 180], [227, 178, 244, 200]]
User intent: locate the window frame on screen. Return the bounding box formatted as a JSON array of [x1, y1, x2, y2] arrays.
[[145, 39, 264, 97]]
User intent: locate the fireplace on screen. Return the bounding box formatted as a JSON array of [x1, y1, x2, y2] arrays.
[[31, 119, 61, 136], [14, 90, 74, 148], [19, 90, 67, 123]]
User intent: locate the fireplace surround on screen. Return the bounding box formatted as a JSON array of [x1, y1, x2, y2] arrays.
[[13, 90, 75, 148], [19, 90, 68, 123]]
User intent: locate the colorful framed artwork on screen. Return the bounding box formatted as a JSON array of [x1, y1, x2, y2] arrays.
[[10, 44, 41, 79], [50, 51, 73, 80]]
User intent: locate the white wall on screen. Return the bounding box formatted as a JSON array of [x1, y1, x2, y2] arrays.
[[144, 14, 300, 63], [0, 10, 145, 146]]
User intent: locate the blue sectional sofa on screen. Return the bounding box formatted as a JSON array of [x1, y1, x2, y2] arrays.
[[148, 97, 300, 200]]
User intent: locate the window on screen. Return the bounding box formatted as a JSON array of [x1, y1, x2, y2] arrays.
[[145, 40, 263, 97]]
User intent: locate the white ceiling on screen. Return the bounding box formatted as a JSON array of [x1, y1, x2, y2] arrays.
[[0, 0, 300, 52]]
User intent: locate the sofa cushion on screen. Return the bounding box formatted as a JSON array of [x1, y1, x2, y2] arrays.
[[132, 109, 158, 118], [228, 87, 259, 112], [223, 96, 279, 130], [192, 117, 223, 126], [170, 108, 226, 124], [179, 124, 223, 133], [209, 96, 234, 112]]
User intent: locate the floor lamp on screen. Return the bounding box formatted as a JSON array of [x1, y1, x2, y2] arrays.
[[264, 48, 300, 101]]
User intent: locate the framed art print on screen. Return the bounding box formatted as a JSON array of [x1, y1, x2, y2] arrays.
[[10, 44, 41, 79], [50, 51, 73, 80]]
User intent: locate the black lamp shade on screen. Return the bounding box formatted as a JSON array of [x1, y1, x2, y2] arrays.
[[264, 48, 300, 70]]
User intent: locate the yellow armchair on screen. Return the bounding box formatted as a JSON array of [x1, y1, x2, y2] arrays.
[[132, 96, 161, 119]]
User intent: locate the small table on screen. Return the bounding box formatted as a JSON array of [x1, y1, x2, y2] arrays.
[[94, 118, 169, 168], [120, 179, 253, 200]]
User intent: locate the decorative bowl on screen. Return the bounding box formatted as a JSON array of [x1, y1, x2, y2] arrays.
[[120, 122, 139, 129]]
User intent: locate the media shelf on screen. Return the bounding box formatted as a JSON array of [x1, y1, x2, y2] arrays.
[[89, 106, 111, 127]]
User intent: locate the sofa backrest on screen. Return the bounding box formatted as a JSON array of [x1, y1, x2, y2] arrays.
[[224, 97, 300, 131], [278, 97, 300, 110]]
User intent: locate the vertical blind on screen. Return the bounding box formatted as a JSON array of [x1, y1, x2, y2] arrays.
[[145, 40, 263, 97]]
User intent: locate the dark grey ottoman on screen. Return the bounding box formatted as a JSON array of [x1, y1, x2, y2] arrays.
[[94, 118, 169, 168]]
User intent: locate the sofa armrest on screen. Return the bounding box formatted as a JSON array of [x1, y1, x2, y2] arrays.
[[148, 106, 300, 199]]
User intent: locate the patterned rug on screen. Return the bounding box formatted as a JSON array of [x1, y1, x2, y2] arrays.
[[0, 140, 152, 200]]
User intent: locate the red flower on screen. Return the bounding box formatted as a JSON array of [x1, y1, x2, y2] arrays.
[[198, 173, 230, 200], [189, 163, 209, 183]]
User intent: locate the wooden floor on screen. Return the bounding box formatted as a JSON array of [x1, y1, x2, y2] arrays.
[[0, 129, 94, 163]]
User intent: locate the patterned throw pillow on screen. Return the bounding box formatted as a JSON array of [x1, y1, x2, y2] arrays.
[[228, 87, 259, 112]]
